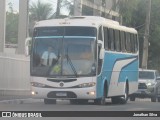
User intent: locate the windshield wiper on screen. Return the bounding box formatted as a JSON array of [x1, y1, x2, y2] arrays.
[[65, 54, 78, 77]]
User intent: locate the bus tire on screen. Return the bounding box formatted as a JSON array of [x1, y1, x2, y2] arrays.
[[94, 97, 105, 105], [130, 96, 136, 101], [119, 84, 129, 104], [44, 99, 56, 104], [158, 98, 160, 102], [94, 85, 107, 105], [111, 97, 120, 104]]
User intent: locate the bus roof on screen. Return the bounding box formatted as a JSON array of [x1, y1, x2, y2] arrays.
[[35, 16, 137, 34]]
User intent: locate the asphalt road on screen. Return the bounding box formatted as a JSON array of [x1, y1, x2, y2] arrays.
[[0, 98, 159, 111], [0, 98, 160, 120]]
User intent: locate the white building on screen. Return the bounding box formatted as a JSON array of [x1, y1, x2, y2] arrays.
[[74, 0, 119, 21]]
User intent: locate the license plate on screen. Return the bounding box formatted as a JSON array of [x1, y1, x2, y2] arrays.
[[56, 92, 67, 97]]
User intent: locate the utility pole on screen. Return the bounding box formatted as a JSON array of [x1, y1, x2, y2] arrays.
[[56, 0, 61, 18], [0, 0, 6, 53], [142, 0, 151, 69]]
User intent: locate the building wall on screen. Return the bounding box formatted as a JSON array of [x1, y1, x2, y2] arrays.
[[0, 0, 6, 52], [0, 54, 31, 96], [74, 0, 119, 21]]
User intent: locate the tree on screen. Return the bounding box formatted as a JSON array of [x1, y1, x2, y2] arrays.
[[29, 0, 55, 21], [5, 2, 19, 44], [117, 0, 160, 71], [55, 0, 74, 18]]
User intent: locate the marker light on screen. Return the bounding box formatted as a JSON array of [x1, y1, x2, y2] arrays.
[[87, 91, 95, 95]]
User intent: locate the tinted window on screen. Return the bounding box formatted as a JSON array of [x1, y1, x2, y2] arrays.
[[126, 33, 131, 52], [34, 27, 63, 37], [130, 34, 135, 53], [98, 26, 103, 41], [139, 71, 155, 79], [120, 31, 126, 52], [115, 30, 120, 52], [135, 35, 138, 52], [34, 27, 97, 37], [109, 29, 114, 51], [104, 27, 109, 50], [65, 27, 97, 36]]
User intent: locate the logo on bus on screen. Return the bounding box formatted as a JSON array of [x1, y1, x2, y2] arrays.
[[59, 82, 64, 87]]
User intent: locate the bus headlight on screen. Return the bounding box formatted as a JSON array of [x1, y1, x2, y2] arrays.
[[147, 83, 151, 86], [78, 82, 96, 88], [147, 82, 156, 87], [31, 82, 46, 88]]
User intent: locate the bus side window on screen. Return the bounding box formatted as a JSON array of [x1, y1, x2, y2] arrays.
[[130, 34, 135, 53], [98, 26, 103, 41], [126, 32, 131, 53], [119, 30, 122, 51], [135, 34, 138, 52], [104, 27, 109, 50], [115, 30, 120, 52], [109, 29, 114, 51], [120, 31, 126, 52]]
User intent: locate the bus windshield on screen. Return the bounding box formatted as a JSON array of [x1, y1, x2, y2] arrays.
[[31, 27, 97, 77], [139, 71, 155, 79]]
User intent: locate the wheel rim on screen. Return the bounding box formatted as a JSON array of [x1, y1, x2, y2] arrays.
[[120, 86, 128, 103], [124, 91, 127, 100], [101, 96, 105, 104]]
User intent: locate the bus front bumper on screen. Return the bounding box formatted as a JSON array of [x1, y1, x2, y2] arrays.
[[31, 87, 97, 99]]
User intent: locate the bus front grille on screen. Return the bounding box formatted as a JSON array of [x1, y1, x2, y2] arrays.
[[138, 83, 147, 89]]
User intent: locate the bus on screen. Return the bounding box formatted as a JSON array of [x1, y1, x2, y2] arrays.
[[29, 16, 139, 105]]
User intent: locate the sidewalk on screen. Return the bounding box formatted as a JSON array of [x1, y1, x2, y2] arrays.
[[0, 95, 31, 101]]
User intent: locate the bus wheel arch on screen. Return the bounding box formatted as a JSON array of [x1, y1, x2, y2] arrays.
[[121, 80, 129, 104], [94, 80, 108, 105]]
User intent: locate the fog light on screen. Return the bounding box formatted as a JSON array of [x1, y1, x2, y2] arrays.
[[87, 91, 95, 95], [31, 91, 35, 95]]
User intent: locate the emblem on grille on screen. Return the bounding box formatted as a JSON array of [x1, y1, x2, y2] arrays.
[[59, 82, 64, 87]]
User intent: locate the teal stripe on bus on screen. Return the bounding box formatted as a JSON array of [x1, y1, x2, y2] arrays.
[[35, 36, 96, 39]]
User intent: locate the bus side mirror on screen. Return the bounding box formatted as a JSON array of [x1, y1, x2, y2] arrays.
[[98, 40, 104, 59], [25, 37, 31, 56], [99, 48, 105, 59]]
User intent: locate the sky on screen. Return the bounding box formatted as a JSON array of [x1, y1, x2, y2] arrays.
[[6, 0, 57, 13]]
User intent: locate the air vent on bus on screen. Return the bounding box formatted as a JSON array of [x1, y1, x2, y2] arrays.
[[47, 79, 77, 83]]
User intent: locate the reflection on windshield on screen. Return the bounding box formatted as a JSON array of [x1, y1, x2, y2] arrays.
[[139, 71, 155, 79], [31, 37, 96, 77]]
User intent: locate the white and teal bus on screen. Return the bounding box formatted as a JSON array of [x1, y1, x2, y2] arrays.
[[30, 16, 139, 105]]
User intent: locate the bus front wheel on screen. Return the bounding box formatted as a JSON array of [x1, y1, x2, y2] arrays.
[[94, 87, 107, 105]]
